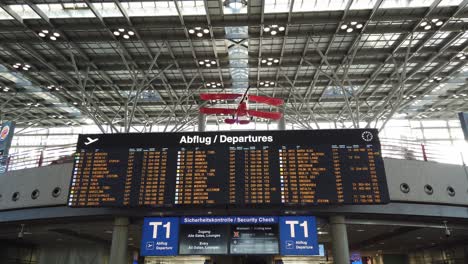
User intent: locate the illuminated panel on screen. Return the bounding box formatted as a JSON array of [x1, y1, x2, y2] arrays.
[[68, 129, 389, 208]]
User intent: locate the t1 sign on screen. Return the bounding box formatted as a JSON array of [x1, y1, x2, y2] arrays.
[[140, 217, 179, 256], [279, 216, 319, 255]]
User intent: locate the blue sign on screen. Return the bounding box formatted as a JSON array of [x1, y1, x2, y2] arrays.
[[181, 216, 278, 224], [140, 217, 179, 256], [279, 216, 319, 256]]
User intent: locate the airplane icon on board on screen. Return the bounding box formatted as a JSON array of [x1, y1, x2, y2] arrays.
[[84, 137, 99, 145]]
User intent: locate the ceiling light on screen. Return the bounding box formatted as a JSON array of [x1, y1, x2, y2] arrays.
[[189, 27, 210, 37], [264, 24, 285, 35], [341, 21, 364, 32], [420, 21, 428, 27], [13, 63, 31, 71], [461, 56, 466, 59], [424, 25, 431, 30], [199, 61, 205, 65], [38, 29, 61, 40], [261, 58, 279, 65], [431, 19, 439, 23], [435, 21, 443, 26], [114, 28, 135, 39]]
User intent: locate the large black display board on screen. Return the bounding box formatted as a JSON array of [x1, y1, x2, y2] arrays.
[[68, 129, 389, 207]]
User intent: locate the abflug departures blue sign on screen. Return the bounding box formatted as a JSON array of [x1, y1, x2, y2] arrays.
[[279, 216, 319, 256], [140, 217, 179, 256]]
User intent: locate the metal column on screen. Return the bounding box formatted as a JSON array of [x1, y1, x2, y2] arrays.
[[278, 106, 286, 131], [330, 215, 350, 264], [198, 112, 206, 132], [109, 217, 129, 264]]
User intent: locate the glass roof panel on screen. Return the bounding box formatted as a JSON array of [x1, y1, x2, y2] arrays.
[[9, 5, 41, 19], [292, 0, 349, 12], [264, 0, 291, 13], [121, 1, 205, 16], [381, 0, 434, 9], [36, 4, 97, 18], [439, 0, 464, 6], [265, 0, 461, 13], [0, 8, 13, 20], [350, 0, 380, 9], [123, 1, 178, 17]]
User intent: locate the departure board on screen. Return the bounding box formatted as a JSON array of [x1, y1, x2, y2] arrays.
[[68, 129, 389, 207]]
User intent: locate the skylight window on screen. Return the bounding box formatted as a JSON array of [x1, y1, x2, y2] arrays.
[[62, 3, 88, 9], [36, 4, 96, 18], [264, 0, 291, 13], [439, 0, 464, 6], [0, 8, 13, 20], [381, 0, 433, 9], [264, 0, 463, 14], [293, 0, 349, 12], [122, 1, 205, 17], [350, 0, 380, 10], [9, 5, 41, 19]]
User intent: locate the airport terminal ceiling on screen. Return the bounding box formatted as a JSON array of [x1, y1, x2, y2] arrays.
[[0, 0, 468, 132]]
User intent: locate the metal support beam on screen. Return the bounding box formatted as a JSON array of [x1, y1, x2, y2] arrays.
[[109, 217, 129, 264], [330, 215, 350, 264], [198, 112, 206, 132]]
